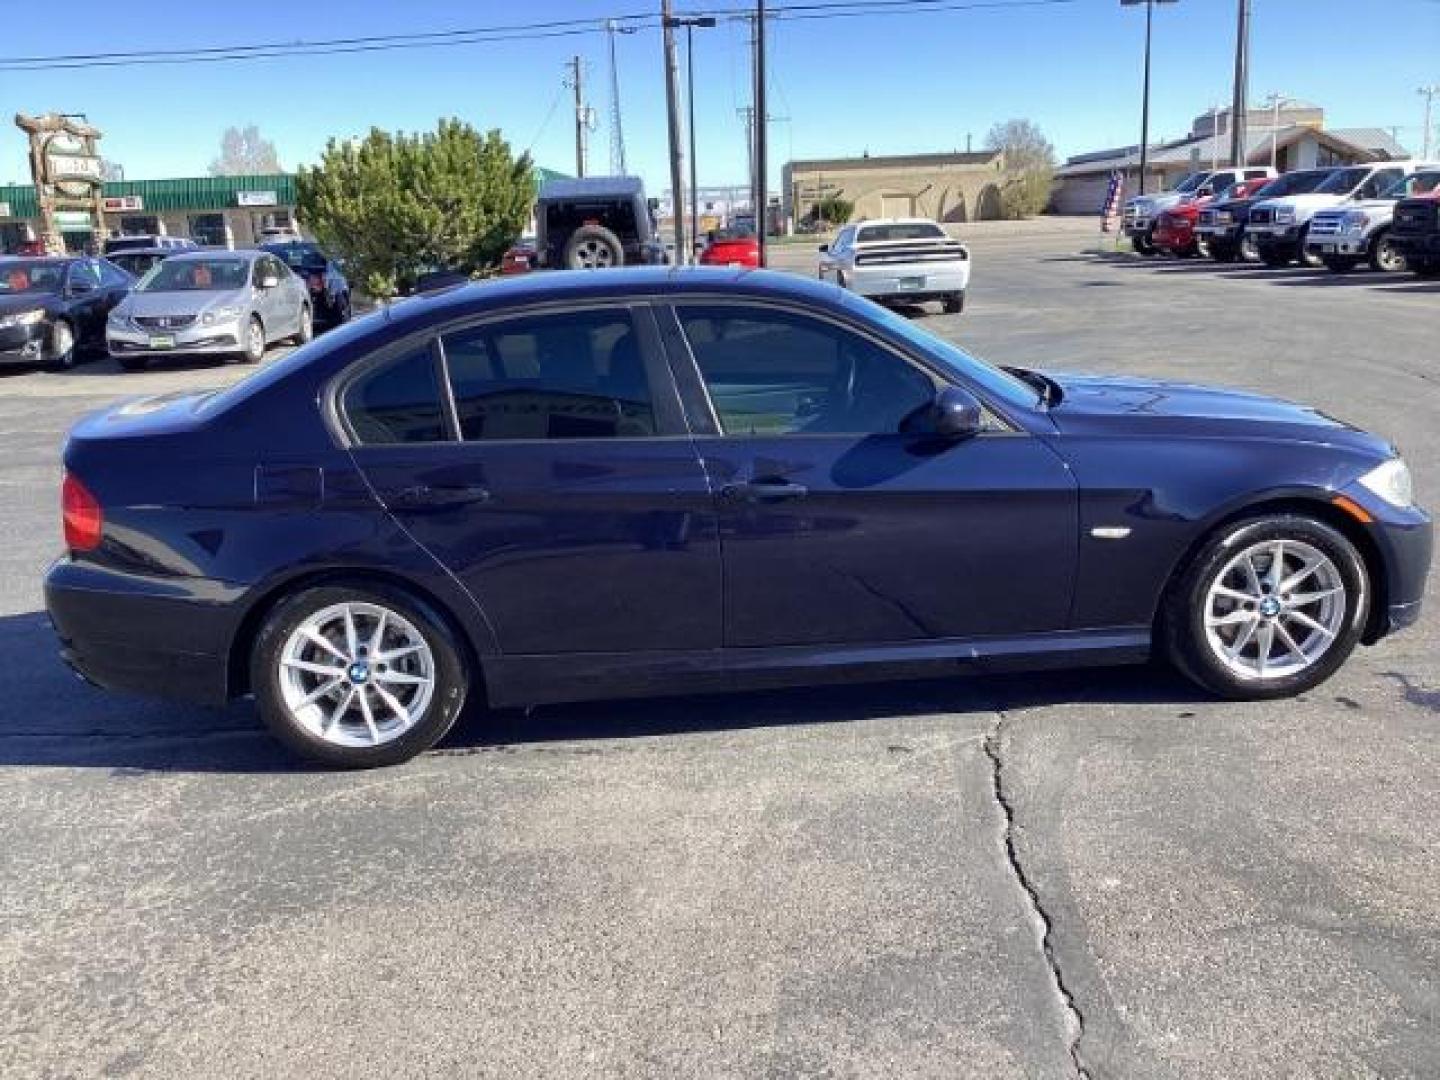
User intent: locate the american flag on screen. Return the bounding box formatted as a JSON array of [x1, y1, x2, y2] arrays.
[[1100, 170, 1125, 233]]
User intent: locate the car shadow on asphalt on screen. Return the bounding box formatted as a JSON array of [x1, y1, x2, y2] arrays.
[[0, 609, 1208, 773]]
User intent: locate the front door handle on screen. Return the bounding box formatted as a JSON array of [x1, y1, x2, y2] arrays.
[[392, 483, 492, 509], [721, 478, 809, 503]]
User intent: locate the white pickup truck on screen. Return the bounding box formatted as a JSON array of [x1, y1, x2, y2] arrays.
[[1245, 161, 1428, 267], [1123, 166, 1275, 255], [818, 218, 971, 314], [1305, 167, 1440, 273]]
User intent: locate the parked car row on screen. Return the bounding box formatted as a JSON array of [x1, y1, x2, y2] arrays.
[[1125, 162, 1440, 277], [0, 242, 351, 372]]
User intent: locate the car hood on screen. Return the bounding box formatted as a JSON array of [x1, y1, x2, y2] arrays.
[[122, 289, 250, 317], [1253, 193, 1348, 213], [1046, 372, 1390, 455], [0, 292, 57, 315], [1127, 192, 1187, 213]]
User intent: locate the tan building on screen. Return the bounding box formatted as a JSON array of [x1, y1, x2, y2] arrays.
[[782, 151, 1007, 226]]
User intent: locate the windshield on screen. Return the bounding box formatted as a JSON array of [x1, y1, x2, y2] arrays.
[[110, 252, 168, 278], [265, 243, 327, 269], [137, 257, 250, 293], [1251, 170, 1334, 199], [0, 260, 66, 294], [1383, 172, 1440, 199], [1172, 173, 1205, 194], [849, 294, 1041, 412], [857, 222, 946, 242], [1314, 167, 1370, 196]]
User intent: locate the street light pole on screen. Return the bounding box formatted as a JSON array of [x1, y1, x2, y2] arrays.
[[1421, 85, 1439, 161], [1229, 0, 1251, 167], [1122, 0, 1177, 197], [663, 13, 716, 264], [754, 0, 769, 266]]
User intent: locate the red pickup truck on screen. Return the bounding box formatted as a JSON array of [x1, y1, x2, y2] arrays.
[[1153, 178, 1271, 257]]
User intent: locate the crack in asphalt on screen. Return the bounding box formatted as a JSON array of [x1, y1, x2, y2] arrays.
[[984, 711, 1091, 1080]]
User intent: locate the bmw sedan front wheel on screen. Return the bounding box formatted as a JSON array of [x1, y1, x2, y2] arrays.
[[250, 584, 470, 767], [1165, 515, 1369, 700]]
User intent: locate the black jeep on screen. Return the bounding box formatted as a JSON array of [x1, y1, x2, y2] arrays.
[[535, 177, 668, 271], [1388, 194, 1440, 278]]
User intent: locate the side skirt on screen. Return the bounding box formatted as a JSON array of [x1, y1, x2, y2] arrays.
[[483, 628, 1153, 709]]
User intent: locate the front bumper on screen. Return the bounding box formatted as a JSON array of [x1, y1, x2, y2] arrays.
[[107, 318, 244, 357], [847, 263, 970, 300], [1388, 232, 1440, 258], [1305, 230, 1373, 259], [45, 558, 238, 706], [1342, 490, 1433, 643], [1247, 224, 1302, 245], [0, 321, 48, 364]]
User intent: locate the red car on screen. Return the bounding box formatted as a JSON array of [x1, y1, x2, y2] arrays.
[[500, 239, 537, 275], [1153, 178, 1271, 257], [698, 228, 760, 268]]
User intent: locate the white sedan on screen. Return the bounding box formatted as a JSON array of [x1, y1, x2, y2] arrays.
[[818, 218, 971, 313]]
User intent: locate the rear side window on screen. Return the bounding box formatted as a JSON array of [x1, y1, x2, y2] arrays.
[[343, 345, 449, 445], [441, 308, 655, 440]]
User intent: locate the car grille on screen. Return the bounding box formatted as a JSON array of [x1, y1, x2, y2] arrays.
[[1393, 200, 1437, 234], [853, 243, 969, 266], [1249, 208, 1275, 226], [1308, 214, 1344, 237], [133, 315, 197, 330], [1197, 210, 1217, 227]]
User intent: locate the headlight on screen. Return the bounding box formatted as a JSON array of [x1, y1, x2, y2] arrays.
[[1358, 458, 1414, 509], [201, 305, 244, 326], [1274, 207, 1296, 224], [107, 309, 129, 327], [0, 309, 46, 329], [1216, 211, 1233, 224], [1344, 213, 1369, 235]]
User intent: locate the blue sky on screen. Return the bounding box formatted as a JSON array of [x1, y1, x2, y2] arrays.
[[1, 0, 1436, 190]]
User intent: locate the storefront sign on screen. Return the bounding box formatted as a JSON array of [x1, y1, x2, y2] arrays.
[[102, 195, 144, 213], [55, 211, 93, 229], [237, 190, 278, 207]]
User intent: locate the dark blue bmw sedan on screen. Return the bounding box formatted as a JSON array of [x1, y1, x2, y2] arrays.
[[45, 268, 1431, 767]]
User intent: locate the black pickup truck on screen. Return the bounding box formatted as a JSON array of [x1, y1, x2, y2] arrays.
[[1387, 194, 1440, 278]]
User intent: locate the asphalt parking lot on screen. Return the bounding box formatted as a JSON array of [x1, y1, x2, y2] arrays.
[[2, 223, 1437, 1078]]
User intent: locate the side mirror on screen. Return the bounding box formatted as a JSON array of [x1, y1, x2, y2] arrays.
[[818, 243, 830, 253], [259, 273, 280, 289], [930, 386, 984, 439]]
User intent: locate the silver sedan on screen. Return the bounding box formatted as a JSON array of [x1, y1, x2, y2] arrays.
[[106, 249, 312, 371]]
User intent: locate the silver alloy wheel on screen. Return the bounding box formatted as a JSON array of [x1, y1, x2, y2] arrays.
[[574, 239, 616, 269], [1374, 236, 1406, 273], [246, 318, 265, 361], [1203, 538, 1347, 680], [51, 321, 74, 366], [278, 601, 436, 748]]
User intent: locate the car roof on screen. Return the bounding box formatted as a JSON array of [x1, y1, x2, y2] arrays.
[[108, 247, 174, 257], [387, 267, 842, 327], [855, 217, 942, 226], [538, 176, 645, 200], [163, 249, 260, 262]]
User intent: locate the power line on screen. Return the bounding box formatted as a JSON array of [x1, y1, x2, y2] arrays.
[[0, 0, 1085, 71]]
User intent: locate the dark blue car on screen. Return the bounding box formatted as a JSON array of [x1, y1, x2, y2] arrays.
[[45, 268, 1431, 767]]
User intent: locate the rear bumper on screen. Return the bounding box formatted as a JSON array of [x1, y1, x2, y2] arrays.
[[848, 264, 970, 300], [44, 558, 238, 706]]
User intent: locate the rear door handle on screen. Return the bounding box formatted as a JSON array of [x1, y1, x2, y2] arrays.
[[392, 483, 492, 509], [720, 478, 808, 502]]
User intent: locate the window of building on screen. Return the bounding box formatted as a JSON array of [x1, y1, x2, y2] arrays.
[[676, 305, 938, 436], [343, 345, 449, 445], [190, 213, 227, 247], [441, 309, 655, 441]]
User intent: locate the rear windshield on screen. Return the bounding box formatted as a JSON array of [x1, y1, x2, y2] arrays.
[[856, 222, 946, 243], [265, 243, 328, 269], [1252, 170, 1334, 198], [1314, 167, 1370, 195], [137, 258, 249, 292]]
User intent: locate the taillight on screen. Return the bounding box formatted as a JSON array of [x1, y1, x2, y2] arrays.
[[62, 472, 102, 552]]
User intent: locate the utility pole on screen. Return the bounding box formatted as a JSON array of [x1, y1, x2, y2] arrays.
[[606, 21, 631, 175], [754, 0, 769, 265], [1264, 92, 1287, 170], [661, 0, 687, 263], [568, 56, 587, 178], [1229, 0, 1251, 168], [1421, 85, 1439, 161], [738, 105, 755, 198]]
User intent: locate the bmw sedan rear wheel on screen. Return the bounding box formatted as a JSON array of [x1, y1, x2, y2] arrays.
[[251, 585, 470, 767], [1166, 515, 1368, 700]]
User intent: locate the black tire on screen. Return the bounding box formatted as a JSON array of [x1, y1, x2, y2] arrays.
[[115, 354, 149, 372], [46, 319, 77, 370], [1208, 240, 1239, 264], [250, 583, 471, 769], [291, 304, 313, 345], [1322, 256, 1360, 274], [563, 224, 625, 270], [334, 292, 352, 324], [1163, 514, 1369, 701], [1258, 246, 1292, 268], [942, 292, 964, 314], [1132, 231, 1157, 256], [1369, 231, 1407, 273]]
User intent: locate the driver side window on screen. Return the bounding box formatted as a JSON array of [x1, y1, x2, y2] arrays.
[[676, 305, 938, 436]]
